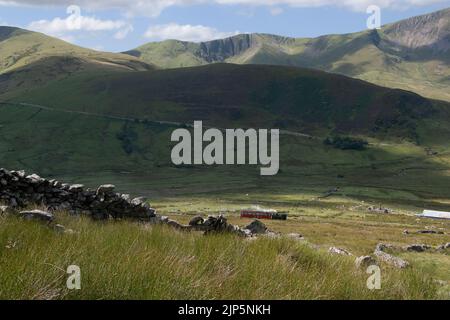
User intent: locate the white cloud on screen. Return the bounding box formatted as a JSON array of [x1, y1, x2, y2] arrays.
[[114, 24, 133, 39], [27, 5, 133, 42], [144, 23, 239, 42], [0, 0, 448, 16], [269, 7, 284, 15]]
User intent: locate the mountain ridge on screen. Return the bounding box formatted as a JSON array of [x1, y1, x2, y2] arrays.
[[123, 8, 450, 101]]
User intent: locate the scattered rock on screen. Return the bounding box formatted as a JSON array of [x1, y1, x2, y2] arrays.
[[0, 205, 11, 214], [368, 206, 392, 214], [328, 247, 353, 256], [417, 230, 444, 235], [374, 243, 409, 268], [404, 244, 432, 252], [355, 256, 377, 268], [244, 220, 268, 235], [286, 233, 304, 240], [19, 209, 54, 223], [403, 229, 410, 235], [54, 224, 65, 232], [437, 243, 450, 250], [52, 224, 75, 234], [375, 243, 396, 252]]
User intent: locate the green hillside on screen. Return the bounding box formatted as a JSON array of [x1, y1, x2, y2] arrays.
[[3, 63, 444, 139], [124, 8, 450, 101], [0, 26, 154, 98], [0, 26, 151, 74], [1, 63, 450, 204]]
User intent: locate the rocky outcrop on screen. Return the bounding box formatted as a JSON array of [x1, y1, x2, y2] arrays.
[[374, 243, 409, 269], [0, 168, 156, 220], [383, 8, 450, 52]]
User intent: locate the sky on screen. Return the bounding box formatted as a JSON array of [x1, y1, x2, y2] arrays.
[[0, 0, 449, 52]]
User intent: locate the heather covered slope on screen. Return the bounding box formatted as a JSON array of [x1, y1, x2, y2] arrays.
[[124, 8, 450, 101], [3, 63, 443, 139]]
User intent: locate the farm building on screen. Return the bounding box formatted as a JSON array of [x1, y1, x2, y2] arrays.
[[417, 210, 450, 220]]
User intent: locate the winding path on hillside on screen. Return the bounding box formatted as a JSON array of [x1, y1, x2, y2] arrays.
[[0, 101, 321, 140]]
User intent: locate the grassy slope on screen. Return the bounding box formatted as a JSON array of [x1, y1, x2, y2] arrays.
[[0, 212, 442, 300], [0, 26, 154, 99], [0, 27, 151, 74], [124, 9, 450, 101]]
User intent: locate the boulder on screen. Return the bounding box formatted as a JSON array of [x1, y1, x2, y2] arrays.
[[355, 256, 377, 268], [418, 230, 444, 235], [53, 224, 75, 234], [404, 244, 432, 252], [19, 209, 54, 223], [0, 205, 11, 214], [244, 220, 268, 235], [287, 233, 304, 240], [328, 247, 353, 256], [189, 215, 205, 226], [374, 243, 409, 268]]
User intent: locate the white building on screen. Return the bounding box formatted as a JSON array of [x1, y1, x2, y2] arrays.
[[417, 210, 450, 220]]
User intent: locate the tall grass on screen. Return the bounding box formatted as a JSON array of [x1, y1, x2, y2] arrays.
[[0, 213, 438, 300]]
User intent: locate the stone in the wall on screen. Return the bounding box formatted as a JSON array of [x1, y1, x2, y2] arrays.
[[19, 209, 54, 223]]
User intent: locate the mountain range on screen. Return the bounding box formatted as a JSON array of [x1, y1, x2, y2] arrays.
[[0, 8, 450, 195], [124, 8, 450, 101]]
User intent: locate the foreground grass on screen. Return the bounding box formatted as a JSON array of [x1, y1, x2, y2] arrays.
[[0, 213, 440, 300]]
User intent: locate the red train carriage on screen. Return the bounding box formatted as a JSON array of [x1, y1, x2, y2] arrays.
[[240, 210, 287, 220]]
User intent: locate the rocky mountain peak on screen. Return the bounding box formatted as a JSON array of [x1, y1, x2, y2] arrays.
[[382, 8, 450, 51]]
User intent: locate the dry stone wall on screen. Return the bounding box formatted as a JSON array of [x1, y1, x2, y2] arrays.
[[0, 168, 156, 220]]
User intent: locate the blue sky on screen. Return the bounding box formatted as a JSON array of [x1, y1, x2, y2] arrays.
[[0, 1, 449, 52]]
